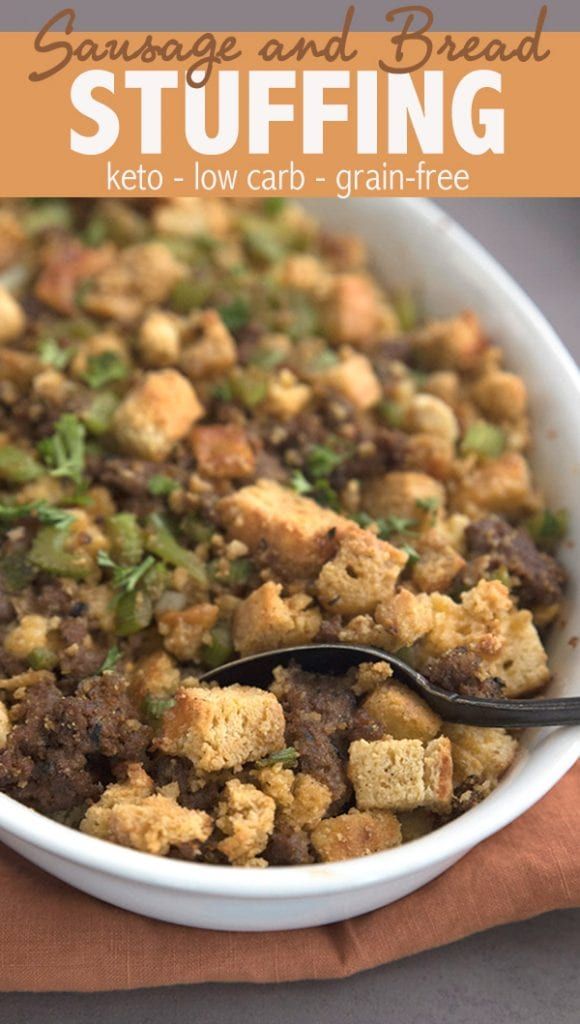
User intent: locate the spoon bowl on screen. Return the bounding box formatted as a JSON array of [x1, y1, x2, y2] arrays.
[[202, 643, 580, 729]]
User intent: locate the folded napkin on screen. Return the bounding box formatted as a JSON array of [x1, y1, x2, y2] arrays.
[[0, 762, 578, 992]]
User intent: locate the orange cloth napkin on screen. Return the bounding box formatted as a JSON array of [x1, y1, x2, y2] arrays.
[[0, 762, 578, 992]]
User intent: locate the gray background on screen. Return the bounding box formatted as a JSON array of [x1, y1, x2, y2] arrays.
[[3, 0, 580, 29], [0, 198, 578, 1021]]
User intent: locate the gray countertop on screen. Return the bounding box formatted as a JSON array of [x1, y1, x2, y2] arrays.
[[1, 199, 579, 1022]]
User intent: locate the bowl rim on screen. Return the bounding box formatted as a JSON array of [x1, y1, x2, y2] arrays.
[[1, 197, 579, 901]]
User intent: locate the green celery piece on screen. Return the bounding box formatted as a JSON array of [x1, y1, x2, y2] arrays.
[[0, 446, 43, 485], [30, 526, 92, 580], [144, 514, 207, 586]]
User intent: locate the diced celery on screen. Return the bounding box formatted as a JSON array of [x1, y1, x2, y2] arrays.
[[0, 446, 43, 485]]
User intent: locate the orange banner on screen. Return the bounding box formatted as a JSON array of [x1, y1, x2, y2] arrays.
[[0, 30, 578, 197]]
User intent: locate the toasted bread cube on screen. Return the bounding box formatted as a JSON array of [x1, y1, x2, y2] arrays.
[[405, 393, 459, 444], [311, 809, 401, 862], [411, 542, 466, 594], [113, 369, 204, 461], [472, 370, 527, 422], [83, 242, 184, 322], [324, 274, 384, 346], [191, 424, 256, 480], [374, 589, 434, 650], [403, 433, 455, 481], [349, 738, 426, 811], [158, 684, 285, 772], [137, 309, 181, 367], [157, 603, 219, 662], [363, 682, 441, 742], [316, 529, 407, 617], [285, 774, 332, 833], [264, 368, 311, 421], [233, 582, 321, 657], [361, 471, 446, 522], [131, 650, 181, 702], [452, 453, 533, 519], [423, 736, 453, 812], [218, 479, 350, 578], [318, 350, 382, 411], [412, 312, 485, 371], [352, 660, 394, 695], [179, 309, 237, 380], [0, 286, 25, 343], [216, 779, 276, 865], [0, 700, 10, 748], [443, 724, 518, 786]]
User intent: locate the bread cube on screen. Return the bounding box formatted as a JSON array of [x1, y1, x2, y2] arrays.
[[191, 424, 256, 480], [361, 471, 446, 522], [363, 682, 441, 742], [233, 582, 321, 657], [0, 286, 25, 343], [264, 368, 311, 420], [405, 393, 459, 444], [452, 453, 533, 519], [311, 809, 401, 862], [317, 350, 382, 411], [158, 684, 285, 772], [285, 774, 332, 833], [137, 310, 181, 367], [131, 650, 181, 702], [179, 309, 237, 380], [84, 242, 184, 322], [374, 589, 434, 650], [218, 479, 350, 578], [412, 312, 485, 371], [316, 529, 407, 617], [348, 737, 452, 812], [472, 370, 527, 422], [411, 541, 466, 594], [443, 724, 518, 786], [80, 764, 213, 856], [113, 369, 204, 461], [216, 780, 276, 865], [324, 274, 384, 346], [157, 604, 218, 662], [0, 701, 10, 749]]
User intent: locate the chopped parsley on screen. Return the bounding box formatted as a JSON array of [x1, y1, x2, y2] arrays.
[[97, 550, 156, 594], [0, 500, 74, 530], [100, 645, 122, 673], [218, 296, 251, 333], [38, 414, 86, 487], [38, 337, 74, 370], [415, 496, 439, 513], [147, 474, 179, 497], [81, 351, 128, 389], [400, 542, 420, 565], [256, 747, 299, 769]]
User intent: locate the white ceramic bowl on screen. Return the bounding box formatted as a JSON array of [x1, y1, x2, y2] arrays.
[[1, 199, 579, 931]]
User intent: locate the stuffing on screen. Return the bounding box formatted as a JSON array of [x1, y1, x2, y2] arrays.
[[137, 310, 182, 367], [157, 604, 219, 662], [179, 309, 237, 380], [352, 660, 394, 695], [411, 538, 467, 594], [191, 424, 256, 480], [80, 765, 212, 856], [69, 331, 128, 381], [317, 350, 382, 411], [216, 779, 276, 865], [417, 580, 549, 697], [113, 369, 204, 461], [412, 312, 485, 371], [34, 237, 114, 315], [472, 370, 528, 422], [218, 479, 352, 578], [153, 197, 231, 238], [405, 393, 459, 444], [0, 701, 10, 749], [361, 471, 446, 522], [311, 808, 401, 862], [233, 582, 321, 657], [158, 684, 286, 771], [82, 242, 185, 322], [362, 682, 442, 742], [374, 589, 434, 650], [284, 773, 333, 832], [264, 368, 311, 420], [348, 737, 452, 812], [443, 724, 518, 786], [316, 529, 407, 617], [0, 286, 25, 343], [403, 433, 456, 481], [452, 453, 534, 519]]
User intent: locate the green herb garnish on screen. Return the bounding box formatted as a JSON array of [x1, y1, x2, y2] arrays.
[[305, 443, 347, 481], [400, 543, 420, 565], [415, 496, 439, 514], [0, 500, 74, 530], [38, 337, 74, 370], [219, 296, 251, 333], [100, 645, 122, 673], [97, 550, 156, 594], [81, 351, 128, 389], [147, 474, 179, 497], [38, 414, 86, 487], [256, 747, 299, 769]]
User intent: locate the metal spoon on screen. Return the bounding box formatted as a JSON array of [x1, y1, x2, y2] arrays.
[[201, 643, 580, 728]]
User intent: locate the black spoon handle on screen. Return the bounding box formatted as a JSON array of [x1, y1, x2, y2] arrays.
[[409, 692, 580, 728]]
